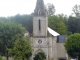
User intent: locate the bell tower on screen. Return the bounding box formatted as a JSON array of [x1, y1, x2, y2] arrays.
[[33, 0, 48, 37], [32, 0, 49, 60]]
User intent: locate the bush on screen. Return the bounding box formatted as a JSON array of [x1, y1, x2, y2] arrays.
[[64, 33, 80, 58], [0, 55, 2, 60], [34, 52, 46, 60]]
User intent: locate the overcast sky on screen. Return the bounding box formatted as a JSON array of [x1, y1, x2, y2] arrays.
[[0, 0, 80, 17]]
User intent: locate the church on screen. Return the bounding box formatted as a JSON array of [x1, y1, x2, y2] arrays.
[[30, 0, 67, 60]]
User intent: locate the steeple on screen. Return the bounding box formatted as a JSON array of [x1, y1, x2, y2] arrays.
[[34, 0, 47, 16]]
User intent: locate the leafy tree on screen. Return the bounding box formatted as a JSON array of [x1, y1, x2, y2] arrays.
[[72, 5, 80, 18], [0, 20, 25, 60], [46, 3, 55, 16], [9, 14, 33, 34], [0, 17, 9, 21], [34, 52, 46, 60], [8, 36, 32, 60], [64, 33, 80, 59], [57, 14, 68, 25], [67, 16, 80, 34], [48, 15, 67, 35]]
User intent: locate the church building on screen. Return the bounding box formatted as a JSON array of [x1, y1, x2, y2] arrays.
[[31, 0, 67, 60]]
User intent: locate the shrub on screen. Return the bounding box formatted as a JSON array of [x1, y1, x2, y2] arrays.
[[34, 52, 46, 60], [0, 55, 2, 60]]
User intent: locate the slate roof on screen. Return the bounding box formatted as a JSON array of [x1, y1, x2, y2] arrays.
[[34, 0, 47, 16]]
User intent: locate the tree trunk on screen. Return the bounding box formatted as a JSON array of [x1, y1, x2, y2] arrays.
[[6, 50, 8, 60]]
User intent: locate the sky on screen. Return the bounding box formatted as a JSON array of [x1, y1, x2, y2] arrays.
[[0, 0, 80, 17]]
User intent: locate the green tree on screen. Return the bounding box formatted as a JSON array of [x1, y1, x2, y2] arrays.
[[64, 33, 80, 59], [34, 52, 46, 60], [0, 17, 9, 21], [8, 36, 32, 60], [48, 15, 67, 35], [67, 16, 80, 34], [0, 20, 25, 60], [9, 14, 33, 34]]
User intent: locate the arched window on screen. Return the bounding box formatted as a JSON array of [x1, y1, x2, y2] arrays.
[[39, 19, 41, 31], [38, 10, 41, 16]]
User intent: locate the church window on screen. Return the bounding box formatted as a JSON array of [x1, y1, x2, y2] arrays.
[[38, 40, 42, 44], [39, 19, 41, 31]]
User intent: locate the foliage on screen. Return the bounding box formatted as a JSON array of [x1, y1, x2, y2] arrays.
[[46, 3, 55, 16], [0, 55, 2, 60], [72, 5, 80, 17], [34, 52, 46, 60], [48, 15, 67, 35], [0, 20, 25, 59], [64, 33, 80, 58], [8, 36, 32, 60], [67, 16, 80, 34], [9, 14, 33, 34], [0, 17, 9, 21]]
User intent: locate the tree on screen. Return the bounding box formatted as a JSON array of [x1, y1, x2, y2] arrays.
[[72, 5, 80, 17], [9, 14, 33, 34], [0, 17, 9, 21], [64, 33, 80, 59], [46, 3, 55, 16], [0, 55, 2, 60], [48, 15, 67, 35], [0, 20, 25, 60], [67, 16, 80, 34], [34, 52, 46, 60], [8, 36, 32, 60]]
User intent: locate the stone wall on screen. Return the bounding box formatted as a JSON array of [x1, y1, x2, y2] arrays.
[[52, 37, 58, 60], [31, 37, 49, 60], [31, 36, 67, 60], [33, 17, 48, 36], [57, 43, 67, 59]]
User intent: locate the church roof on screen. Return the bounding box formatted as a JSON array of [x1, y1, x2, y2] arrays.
[[34, 0, 47, 16], [48, 27, 60, 36]]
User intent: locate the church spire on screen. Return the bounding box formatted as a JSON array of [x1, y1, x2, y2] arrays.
[[34, 0, 47, 16]]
